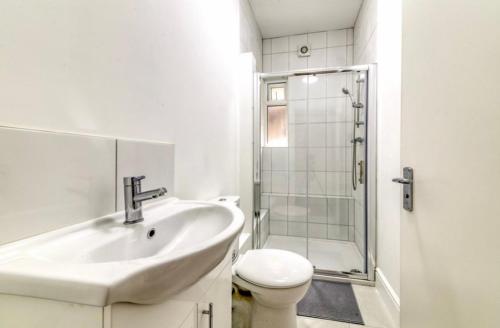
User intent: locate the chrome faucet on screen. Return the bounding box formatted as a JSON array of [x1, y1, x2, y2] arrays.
[[123, 176, 167, 224]]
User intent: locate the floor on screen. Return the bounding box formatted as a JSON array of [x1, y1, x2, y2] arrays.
[[297, 285, 397, 328], [264, 235, 364, 273]]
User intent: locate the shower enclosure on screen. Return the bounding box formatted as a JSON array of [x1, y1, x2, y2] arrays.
[[253, 65, 376, 281]]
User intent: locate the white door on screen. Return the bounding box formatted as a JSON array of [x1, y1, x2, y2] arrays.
[[401, 0, 500, 327]]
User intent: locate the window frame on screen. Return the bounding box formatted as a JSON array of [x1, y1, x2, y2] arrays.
[[264, 81, 288, 147]]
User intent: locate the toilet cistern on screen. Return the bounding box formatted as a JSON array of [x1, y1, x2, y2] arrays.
[[123, 175, 167, 224]]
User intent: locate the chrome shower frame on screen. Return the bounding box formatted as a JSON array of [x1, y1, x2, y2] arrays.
[[256, 64, 377, 283]]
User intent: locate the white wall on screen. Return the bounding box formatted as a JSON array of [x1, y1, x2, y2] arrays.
[[354, 0, 402, 316], [239, 0, 263, 71], [0, 0, 241, 201]]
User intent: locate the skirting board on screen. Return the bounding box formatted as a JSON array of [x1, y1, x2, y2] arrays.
[[376, 268, 400, 328]]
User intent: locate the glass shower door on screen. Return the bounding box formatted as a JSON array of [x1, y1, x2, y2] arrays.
[[260, 69, 369, 277]]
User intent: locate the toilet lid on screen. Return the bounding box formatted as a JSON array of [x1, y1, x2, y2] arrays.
[[235, 249, 313, 289]]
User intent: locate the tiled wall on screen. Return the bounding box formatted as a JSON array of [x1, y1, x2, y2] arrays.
[[260, 71, 359, 242], [262, 28, 353, 73], [0, 127, 174, 246]]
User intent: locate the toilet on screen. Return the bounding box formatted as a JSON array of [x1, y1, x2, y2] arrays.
[[233, 249, 313, 328], [213, 196, 314, 328]]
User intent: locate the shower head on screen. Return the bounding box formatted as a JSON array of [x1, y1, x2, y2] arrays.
[[343, 87, 364, 109]]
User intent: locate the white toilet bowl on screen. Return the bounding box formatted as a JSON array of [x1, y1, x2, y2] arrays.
[[232, 249, 313, 328]]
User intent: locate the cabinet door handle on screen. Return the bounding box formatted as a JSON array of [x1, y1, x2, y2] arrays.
[[201, 303, 213, 328]]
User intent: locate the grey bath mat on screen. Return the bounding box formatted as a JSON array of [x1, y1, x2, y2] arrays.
[[297, 280, 364, 325]]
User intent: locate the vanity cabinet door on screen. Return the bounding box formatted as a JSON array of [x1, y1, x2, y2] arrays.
[[108, 302, 197, 328], [197, 263, 232, 328], [179, 308, 197, 328]]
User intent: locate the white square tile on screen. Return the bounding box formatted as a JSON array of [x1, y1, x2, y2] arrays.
[[270, 195, 287, 220], [327, 147, 347, 172], [308, 148, 326, 171], [271, 53, 289, 72], [263, 39, 272, 55], [308, 197, 327, 223], [289, 147, 308, 171], [327, 46, 347, 67], [308, 98, 326, 123], [352, 285, 398, 328], [326, 123, 347, 147], [271, 147, 288, 171], [263, 54, 271, 73], [326, 172, 346, 196], [308, 123, 326, 147], [345, 122, 353, 146], [260, 194, 270, 209], [270, 221, 287, 235], [308, 172, 327, 195], [262, 147, 272, 170], [0, 128, 116, 244], [288, 76, 308, 100], [288, 196, 307, 222], [289, 124, 308, 147], [349, 199, 355, 226], [308, 31, 327, 49], [289, 172, 308, 194], [308, 48, 327, 69], [326, 73, 348, 97], [326, 98, 347, 122], [308, 223, 327, 238], [271, 36, 289, 53], [327, 198, 349, 225], [346, 147, 353, 171], [349, 226, 355, 241], [288, 222, 307, 237], [327, 29, 347, 47], [262, 171, 271, 192], [289, 52, 308, 70], [271, 171, 289, 193], [327, 225, 349, 240], [308, 75, 327, 99], [289, 100, 307, 124], [289, 34, 308, 51], [116, 139, 175, 210]]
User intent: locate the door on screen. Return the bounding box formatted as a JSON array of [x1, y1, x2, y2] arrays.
[[401, 0, 500, 327]]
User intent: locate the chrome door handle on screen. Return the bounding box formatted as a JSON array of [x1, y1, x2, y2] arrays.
[[202, 303, 213, 328], [393, 167, 414, 211], [392, 178, 411, 184]]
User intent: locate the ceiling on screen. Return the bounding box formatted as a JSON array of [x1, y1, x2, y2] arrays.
[[249, 0, 363, 38]]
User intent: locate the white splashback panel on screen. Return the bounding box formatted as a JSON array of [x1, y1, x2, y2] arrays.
[[0, 128, 116, 245], [116, 139, 175, 210]]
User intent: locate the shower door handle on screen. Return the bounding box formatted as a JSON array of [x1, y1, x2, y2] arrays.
[[393, 167, 414, 211]]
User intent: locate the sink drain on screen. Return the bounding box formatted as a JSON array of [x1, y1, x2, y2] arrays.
[[147, 228, 156, 239]]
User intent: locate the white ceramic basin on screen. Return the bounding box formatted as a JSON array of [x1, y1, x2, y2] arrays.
[[0, 198, 244, 306]]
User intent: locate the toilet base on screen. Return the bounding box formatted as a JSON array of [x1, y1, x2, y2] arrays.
[[251, 301, 297, 328]]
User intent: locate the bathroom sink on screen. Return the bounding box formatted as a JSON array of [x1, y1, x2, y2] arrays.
[[0, 198, 244, 306]]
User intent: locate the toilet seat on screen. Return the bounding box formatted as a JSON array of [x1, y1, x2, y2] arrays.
[[235, 249, 313, 289]]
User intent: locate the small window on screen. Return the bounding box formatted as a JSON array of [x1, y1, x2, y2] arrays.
[[267, 106, 288, 147], [268, 83, 286, 102], [265, 82, 288, 147]]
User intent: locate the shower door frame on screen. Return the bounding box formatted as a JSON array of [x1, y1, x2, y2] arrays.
[[255, 64, 377, 283]]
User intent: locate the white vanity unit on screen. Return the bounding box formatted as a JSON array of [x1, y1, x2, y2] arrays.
[[0, 199, 244, 328]]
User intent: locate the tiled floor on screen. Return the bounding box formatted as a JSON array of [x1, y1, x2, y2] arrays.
[[264, 235, 364, 273], [297, 285, 397, 328]]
